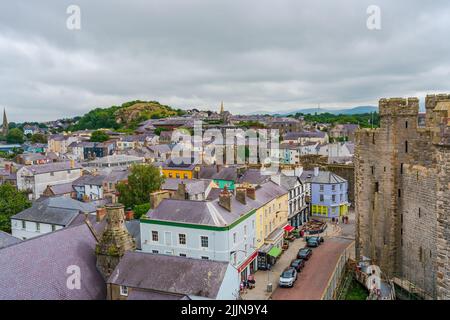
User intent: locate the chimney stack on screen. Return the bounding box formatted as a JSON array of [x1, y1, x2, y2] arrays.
[[235, 187, 247, 205], [176, 181, 188, 200], [149, 190, 171, 209], [246, 185, 256, 200], [314, 167, 319, 177], [219, 186, 232, 212]]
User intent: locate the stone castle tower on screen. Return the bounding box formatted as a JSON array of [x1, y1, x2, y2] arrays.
[[2, 108, 8, 137], [355, 94, 450, 299], [96, 203, 136, 280]]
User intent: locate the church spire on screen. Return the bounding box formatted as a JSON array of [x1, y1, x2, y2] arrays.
[[219, 101, 224, 115], [2, 108, 8, 137]]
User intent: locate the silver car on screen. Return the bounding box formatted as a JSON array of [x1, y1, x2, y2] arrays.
[[279, 267, 298, 288]]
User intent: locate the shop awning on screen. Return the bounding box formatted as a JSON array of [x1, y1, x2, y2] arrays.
[[267, 246, 282, 258], [283, 225, 295, 233]]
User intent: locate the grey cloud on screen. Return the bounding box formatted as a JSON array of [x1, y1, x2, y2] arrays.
[[1, 0, 450, 121]]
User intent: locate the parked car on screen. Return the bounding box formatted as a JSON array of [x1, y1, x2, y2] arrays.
[[305, 236, 324, 244], [297, 248, 312, 260], [290, 259, 306, 272], [307, 238, 320, 248], [279, 267, 298, 288]]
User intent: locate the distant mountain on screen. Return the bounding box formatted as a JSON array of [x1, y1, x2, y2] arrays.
[[247, 106, 378, 116]]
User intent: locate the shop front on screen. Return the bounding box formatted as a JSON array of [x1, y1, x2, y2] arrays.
[[288, 206, 309, 228], [238, 251, 258, 281], [257, 244, 282, 270]]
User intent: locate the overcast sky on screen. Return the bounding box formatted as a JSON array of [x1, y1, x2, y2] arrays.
[[1, 1, 450, 122]]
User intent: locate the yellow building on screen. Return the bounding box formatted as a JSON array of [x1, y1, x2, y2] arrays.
[[161, 160, 197, 179], [254, 183, 289, 250]]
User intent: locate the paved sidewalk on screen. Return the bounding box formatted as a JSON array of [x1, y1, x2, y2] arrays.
[[241, 237, 306, 300]]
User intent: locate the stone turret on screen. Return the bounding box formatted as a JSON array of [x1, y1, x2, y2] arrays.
[[96, 203, 136, 280]]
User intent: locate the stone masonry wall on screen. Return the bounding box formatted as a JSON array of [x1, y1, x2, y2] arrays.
[[435, 144, 450, 299], [401, 164, 438, 298]]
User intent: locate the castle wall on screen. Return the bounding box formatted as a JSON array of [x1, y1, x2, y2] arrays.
[[435, 143, 450, 299], [356, 94, 450, 299], [400, 164, 438, 298]]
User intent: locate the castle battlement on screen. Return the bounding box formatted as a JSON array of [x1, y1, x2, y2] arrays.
[[379, 97, 419, 117]]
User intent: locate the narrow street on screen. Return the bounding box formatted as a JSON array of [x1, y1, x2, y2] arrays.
[[242, 210, 355, 300], [272, 237, 354, 300]]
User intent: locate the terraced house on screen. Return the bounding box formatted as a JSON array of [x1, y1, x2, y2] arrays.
[[140, 181, 288, 280]]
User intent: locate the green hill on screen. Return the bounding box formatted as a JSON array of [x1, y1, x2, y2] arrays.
[[70, 100, 185, 131]]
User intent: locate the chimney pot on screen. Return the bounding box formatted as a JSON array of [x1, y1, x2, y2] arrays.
[[96, 206, 107, 222]]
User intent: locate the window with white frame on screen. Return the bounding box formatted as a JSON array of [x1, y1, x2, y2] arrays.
[[119, 286, 128, 296], [22, 220, 26, 229], [179, 233, 186, 245], [200, 236, 209, 248], [151, 231, 159, 242], [233, 232, 237, 244], [36, 223, 40, 232]]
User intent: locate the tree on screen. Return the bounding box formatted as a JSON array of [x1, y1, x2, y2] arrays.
[[6, 128, 24, 144], [132, 203, 151, 220], [0, 184, 31, 232], [90, 130, 110, 142], [116, 164, 165, 210], [31, 133, 48, 144]]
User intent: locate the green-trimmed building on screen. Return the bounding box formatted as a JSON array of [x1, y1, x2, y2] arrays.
[[140, 182, 287, 280]]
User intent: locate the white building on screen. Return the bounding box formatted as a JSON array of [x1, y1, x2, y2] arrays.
[[10, 196, 97, 240], [271, 169, 309, 227], [141, 187, 265, 280], [72, 174, 105, 201], [16, 161, 83, 200]]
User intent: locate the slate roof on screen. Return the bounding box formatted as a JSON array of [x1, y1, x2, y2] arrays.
[[127, 290, 188, 300], [22, 161, 82, 175], [212, 167, 238, 181], [107, 251, 228, 299], [162, 178, 212, 196], [147, 144, 171, 155], [46, 182, 74, 195], [300, 170, 347, 184], [12, 196, 97, 226], [72, 174, 106, 187], [274, 174, 301, 190], [162, 157, 198, 170], [0, 231, 22, 249], [198, 165, 219, 179], [237, 169, 271, 185], [284, 130, 326, 140], [0, 223, 106, 300], [102, 169, 130, 183], [88, 155, 144, 165], [147, 181, 286, 227], [125, 220, 141, 250]]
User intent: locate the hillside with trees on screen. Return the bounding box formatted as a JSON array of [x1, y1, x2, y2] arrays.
[[292, 112, 380, 128], [69, 100, 186, 131]]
